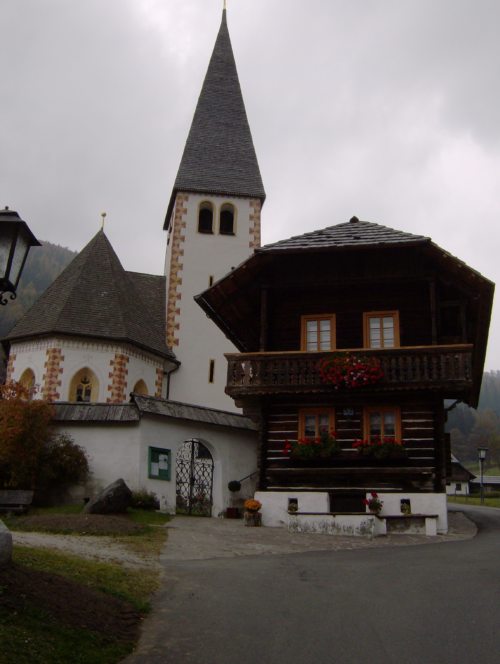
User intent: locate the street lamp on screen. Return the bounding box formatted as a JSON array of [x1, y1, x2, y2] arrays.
[[0, 207, 40, 305], [477, 447, 488, 505]]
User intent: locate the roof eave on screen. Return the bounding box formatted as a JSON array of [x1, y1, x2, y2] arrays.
[[5, 330, 178, 364]]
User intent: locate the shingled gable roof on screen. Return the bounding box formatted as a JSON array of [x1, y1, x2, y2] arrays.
[[259, 218, 430, 253], [4, 230, 176, 361], [164, 9, 265, 228]]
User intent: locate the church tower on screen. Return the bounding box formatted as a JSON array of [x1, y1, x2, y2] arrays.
[[164, 9, 265, 411]]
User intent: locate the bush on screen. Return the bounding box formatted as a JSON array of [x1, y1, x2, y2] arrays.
[[131, 490, 160, 511], [35, 433, 89, 504], [0, 381, 54, 489], [0, 382, 89, 504]]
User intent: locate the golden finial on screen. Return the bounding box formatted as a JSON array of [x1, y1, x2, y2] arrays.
[[101, 212, 107, 230]]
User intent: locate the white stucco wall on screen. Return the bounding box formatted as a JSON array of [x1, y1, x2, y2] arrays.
[[53, 416, 258, 517], [9, 337, 165, 401], [255, 490, 448, 534], [164, 192, 259, 412], [446, 481, 470, 496]]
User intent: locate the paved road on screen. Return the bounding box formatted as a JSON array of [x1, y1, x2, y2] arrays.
[[126, 506, 500, 664]]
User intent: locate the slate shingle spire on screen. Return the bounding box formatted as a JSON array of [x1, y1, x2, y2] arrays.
[[165, 9, 265, 227]]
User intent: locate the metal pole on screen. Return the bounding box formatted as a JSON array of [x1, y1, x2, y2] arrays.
[[480, 457, 484, 505]]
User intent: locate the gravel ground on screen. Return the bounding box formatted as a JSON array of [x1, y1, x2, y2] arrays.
[[12, 531, 161, 569]]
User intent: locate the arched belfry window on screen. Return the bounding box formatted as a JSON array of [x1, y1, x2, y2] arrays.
[[219, 204, 235, 235], [198, 202, 214, 234], [69, 368, 99, 403]]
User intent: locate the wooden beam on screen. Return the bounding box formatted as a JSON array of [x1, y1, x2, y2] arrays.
[[259, 286, 268, 352]]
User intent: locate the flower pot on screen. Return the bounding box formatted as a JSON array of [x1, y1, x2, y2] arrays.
[[226, 507, 240, 519], [244, 510, 262, 527]]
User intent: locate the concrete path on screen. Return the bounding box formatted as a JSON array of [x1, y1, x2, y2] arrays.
[[123, 509, 483, 663], [159, 511, 475, 561]]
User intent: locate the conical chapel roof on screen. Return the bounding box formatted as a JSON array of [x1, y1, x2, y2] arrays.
[[5, 230, 175, 361], [165, 9, 265, 226]]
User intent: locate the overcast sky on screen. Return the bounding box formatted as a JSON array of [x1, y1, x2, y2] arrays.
[[2, 0, 499, 368]]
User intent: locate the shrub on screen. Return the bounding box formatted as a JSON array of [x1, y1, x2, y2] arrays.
[[0, 382, 89, 504], [0, 381, 54, 489], [131, 490, 160, 511], [35, 433, 89, 504]]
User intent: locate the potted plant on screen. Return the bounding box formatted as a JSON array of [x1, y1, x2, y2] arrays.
[[283, 430, 340, 461], [364, 492, 383, 515], [243, 498, 262, 527], [353, 437, 407, 460], [318, 353, 384, 389]]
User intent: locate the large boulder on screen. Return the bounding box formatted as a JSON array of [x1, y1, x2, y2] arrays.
[[0, 520, 12, 568], [84, 479, 132, 514]]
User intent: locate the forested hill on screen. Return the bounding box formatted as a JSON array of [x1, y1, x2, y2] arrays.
[[0, 241, 76, 338], [447, 370, 500, 470]]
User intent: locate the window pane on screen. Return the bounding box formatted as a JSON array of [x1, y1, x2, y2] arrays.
[[304, 415, 316, 437], [319, 320, 331, 350], [306, 321, 318, 351], [369, 331, 381, 348], [370, 317, 380, 330], [369, 413, 381, 438], [382, 317, 395, 347], [318, 414, 329, 433], [383, 412, 396, 437], [319, 339, 330, 351]]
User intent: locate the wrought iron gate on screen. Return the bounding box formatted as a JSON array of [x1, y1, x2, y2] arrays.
[[176, 439, 214, 516]]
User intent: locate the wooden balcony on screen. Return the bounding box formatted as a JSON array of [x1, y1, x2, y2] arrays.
[[226, 344, 473, 399]]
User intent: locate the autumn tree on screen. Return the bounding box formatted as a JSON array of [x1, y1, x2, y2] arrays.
[[0, 382, 88, 501]]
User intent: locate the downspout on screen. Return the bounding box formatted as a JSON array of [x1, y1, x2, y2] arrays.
[[165, 361, 180, 400]]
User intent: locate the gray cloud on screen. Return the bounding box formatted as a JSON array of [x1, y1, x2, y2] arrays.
[[1, 0, 499, 368]]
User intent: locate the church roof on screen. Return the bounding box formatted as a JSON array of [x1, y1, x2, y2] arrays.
[[52, 395, 257, 431], [5, 230, 176, 361], [165, 9, 265, 227], [259, 217, 430, 253]]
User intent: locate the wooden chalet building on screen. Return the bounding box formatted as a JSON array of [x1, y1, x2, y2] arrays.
[[196, 217, 494, 533]]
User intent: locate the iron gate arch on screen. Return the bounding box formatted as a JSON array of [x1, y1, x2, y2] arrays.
[[175, 439, 214, 516]]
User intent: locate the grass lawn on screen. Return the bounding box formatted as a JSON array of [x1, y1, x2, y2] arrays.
[[0, 507, 170, 664], [447, 495, 500, 508]]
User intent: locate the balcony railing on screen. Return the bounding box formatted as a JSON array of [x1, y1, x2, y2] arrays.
[[226, 345, 473, 398]]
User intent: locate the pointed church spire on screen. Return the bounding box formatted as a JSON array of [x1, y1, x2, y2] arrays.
[[165, 9, 265, 227]]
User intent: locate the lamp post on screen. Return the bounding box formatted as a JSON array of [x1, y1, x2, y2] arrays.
[[0, 207, 41, 305], [477, 447, 488, 505]]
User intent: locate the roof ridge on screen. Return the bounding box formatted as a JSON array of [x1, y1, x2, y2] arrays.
[[260, 219, 430, 252]]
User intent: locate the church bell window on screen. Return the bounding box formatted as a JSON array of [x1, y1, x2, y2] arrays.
[[198, 202, 214, 234], [219, 204, 235, 235]]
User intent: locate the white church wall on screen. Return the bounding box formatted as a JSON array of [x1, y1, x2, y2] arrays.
[[9, 337, 164, 402], [53, 417, 258, 517], [165, 192, 260, 412], [126, 353, 163, 398], [7, 339, 47, 393], [58, 342, 110, 402], [54, 422, 143, 500]]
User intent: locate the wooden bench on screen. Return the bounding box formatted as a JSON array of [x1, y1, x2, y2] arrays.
[[0, 490, 34, 514]]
